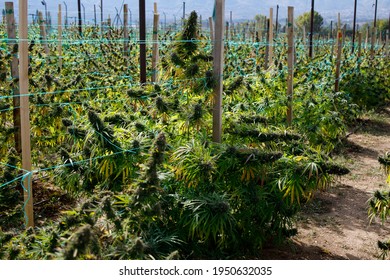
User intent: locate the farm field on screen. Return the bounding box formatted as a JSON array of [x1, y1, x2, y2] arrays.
[[0, 4, 389, 260]]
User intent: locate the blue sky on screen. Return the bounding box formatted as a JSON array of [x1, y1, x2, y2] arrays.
[[1, 0, 389, 24]]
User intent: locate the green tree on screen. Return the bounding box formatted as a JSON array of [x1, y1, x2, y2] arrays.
[[296, 11, 324, 33], [361, 19, 389, 39]]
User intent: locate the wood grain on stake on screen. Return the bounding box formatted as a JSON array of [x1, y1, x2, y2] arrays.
[[19, 0, 34, 228]]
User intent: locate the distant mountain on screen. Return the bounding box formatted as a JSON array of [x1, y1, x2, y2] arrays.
[[1, 0, 389, 24]]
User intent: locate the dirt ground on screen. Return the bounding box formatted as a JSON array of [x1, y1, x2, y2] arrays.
[[262, 106, 390, 260]]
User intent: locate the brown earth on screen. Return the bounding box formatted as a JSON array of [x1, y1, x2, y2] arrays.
[[262, 106, 390, 260]]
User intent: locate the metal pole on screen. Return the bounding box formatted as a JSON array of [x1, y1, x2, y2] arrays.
[[275, 4, 279, 37], [101, 0, 103, 25], [183, 2, 186, 20], [330, 21, 333, 40], [41, 1, 48, 27], [77, 0, 82, 35], [139, 0, 146, 84], [373, 0, 378, 28], [63, 1, 67, 27], [82, 4, 85, 26], [94, 5, 97, 26], [352, 0, 358, 53], [309, 0, 315, 58], [212, 0, 225, 143]]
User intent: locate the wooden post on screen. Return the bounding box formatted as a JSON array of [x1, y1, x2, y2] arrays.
[[335, 29, 343, 92], [5, 2, 21, 154], [151, 4, 159, 83], [38, 11, 49, 55], [225, 21, 229, 41], [139, 0, 146, 84], [212, 0, 225, 143], [371, 27, 376, 59], [58, 4, 63, 70], [365, 26, 369, 49], [342, 24, 346, 46], [268, 8, 274, 69], [19, 0, 34, 228], [209, 17, 214, 42], [358, 32, 362, 58], [124, 4, 129, 57], [265, 18, 269, 68], [287, 6, 294, 127]]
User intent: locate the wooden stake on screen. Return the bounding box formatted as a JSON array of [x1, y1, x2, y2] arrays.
[[225, 21, 229, 41], [358, 32, 362, 58], [209, 17, 214, 42], [268, 8, 274, 69], [38, 11, 49, 55], [58, 4, 63, 70], [5, 2, 21, 154], [335, 29, 343, 92], [151, 9, 159, 83], [265, 18, 269, 68], [342, 24, 346, 46], [124, 4, 129, 57], [371, 27, 376, 59], [287, 7, 294, 127], [19, 0, 34, 228], [212, 0, 225, 143]]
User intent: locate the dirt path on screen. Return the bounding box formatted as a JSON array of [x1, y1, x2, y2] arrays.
[[263, 107, 390, 260]]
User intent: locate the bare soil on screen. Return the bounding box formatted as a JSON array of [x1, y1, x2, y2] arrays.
[[262, 106, 390, 260]]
